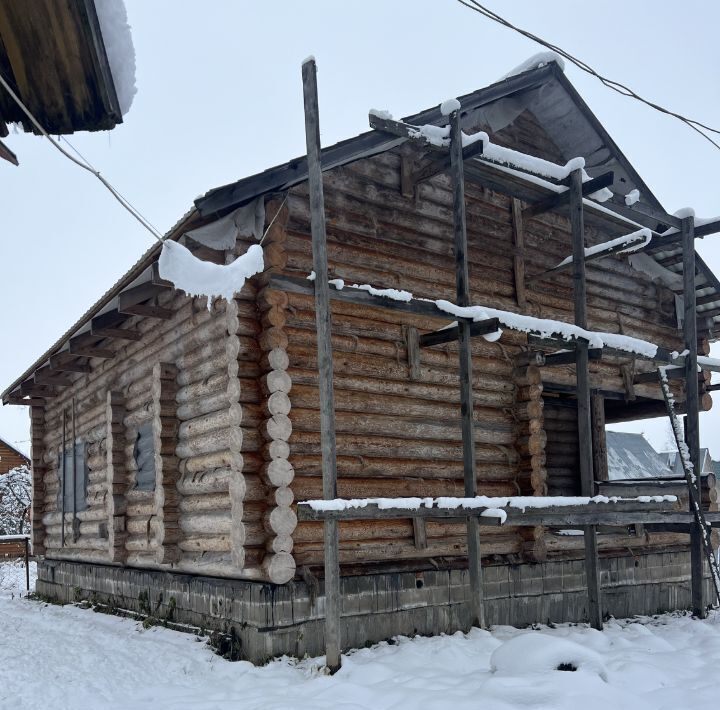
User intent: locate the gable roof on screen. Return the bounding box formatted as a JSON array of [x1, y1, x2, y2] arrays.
[[194, 61, 720, 333], [606, 432, 674, 480], [3, 60, 720, 405], [664, 447, 715, 476]]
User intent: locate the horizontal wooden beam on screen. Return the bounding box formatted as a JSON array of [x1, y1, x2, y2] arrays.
[[48, 355, 91, 373], [693, 220, 720, 239], [270, 274, 457, 320], [90, 310, 142, 341], [605, 195, 681, 231], [118, 303, 173, 319], [68, 333, 114, 360], [528, 231, 651, 284], [522, 172, 614, 220], [33, 367, 71, 387], [542, 348, 602, 366], [409, 140, 487, 189], [5, 395, 45, 406], [117, 281, 172, 320], [151, 263, 175, 288], [419, 318, 500, 347], [634, 366, 683, 384], [297, 499, 681, 525]]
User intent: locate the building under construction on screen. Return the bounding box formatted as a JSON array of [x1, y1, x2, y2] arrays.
[[3, 57, 720, 664]]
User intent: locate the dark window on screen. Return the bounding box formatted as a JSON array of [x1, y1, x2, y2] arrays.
[[57, 442, 87, 512], [133, 422, 156, 491]]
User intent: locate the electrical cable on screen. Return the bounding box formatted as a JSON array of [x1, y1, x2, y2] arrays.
[[456, 0, 720, 151], [0, 71, 164, 241]]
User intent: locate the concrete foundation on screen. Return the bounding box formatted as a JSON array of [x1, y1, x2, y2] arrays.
[[37, 551, 710, 663]]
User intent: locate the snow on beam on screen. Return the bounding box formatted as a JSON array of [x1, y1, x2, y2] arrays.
[[528, 228, 653, 284], [419, 318, 501, 347], [272, 275, 720, 372], [297, 495, 679, 525]]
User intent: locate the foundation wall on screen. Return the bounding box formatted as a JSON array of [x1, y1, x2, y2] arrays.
[[37, 551, 712, 664]]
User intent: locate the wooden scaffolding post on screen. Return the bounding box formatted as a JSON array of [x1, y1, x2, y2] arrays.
[[682, 215, 705, 617], [569, 168, 602, 630], [449, 106, 486, 629], [301, 57, 342, 672]]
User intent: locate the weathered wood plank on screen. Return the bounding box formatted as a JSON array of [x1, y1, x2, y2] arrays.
[[682, 216, 705, 616], [302, 57, 341, 673], [570, 167, 602, 631], [449, 106, 485, 630]]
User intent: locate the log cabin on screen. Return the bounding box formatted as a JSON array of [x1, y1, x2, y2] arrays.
[[3, 57, 720, 663]]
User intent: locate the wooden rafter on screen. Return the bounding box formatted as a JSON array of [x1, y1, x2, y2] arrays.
[[522, 171, 614, 220]]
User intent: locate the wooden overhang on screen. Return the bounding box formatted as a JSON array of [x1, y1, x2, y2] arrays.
[[4, 62, 720, 407], [0, 0, 122, 136]]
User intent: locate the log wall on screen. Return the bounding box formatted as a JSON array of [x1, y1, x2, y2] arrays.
[[274, 146, 690, 570], [29, 116, 702, 583]]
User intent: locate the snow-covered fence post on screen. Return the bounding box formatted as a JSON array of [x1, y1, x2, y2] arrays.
[[682, 214, 705, 616], [570, 167, 602, 630], [448, 101, 486, 630], [302, 56, 341, 673]]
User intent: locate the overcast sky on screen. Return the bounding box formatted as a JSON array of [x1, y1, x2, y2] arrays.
[[1, 0, 720, 458]]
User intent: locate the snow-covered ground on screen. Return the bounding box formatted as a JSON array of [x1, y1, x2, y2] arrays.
[[2, 560, 720, 709]]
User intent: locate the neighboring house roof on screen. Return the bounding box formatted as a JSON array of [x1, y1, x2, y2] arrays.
[[3, 60, 720, 405], [606, 432, 675, 480], [663, 448, 715, 476], [0, 435, 30, 475], [0, 0, 123, 136]]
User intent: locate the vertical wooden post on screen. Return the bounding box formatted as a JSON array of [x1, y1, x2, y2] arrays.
[[570, 168, 602, 630], [302, 57, 341, 672], [71, 397, 78, 542], [682, 215, 705, 617], [449, 105, 485, 629], [591, 395, 608, 483], [511, 198, 527, 309], [24, 537, 29, 592], [60, 408, 66, 548]]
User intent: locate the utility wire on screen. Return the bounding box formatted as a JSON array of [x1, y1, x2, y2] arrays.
[[456, 0, 720, 151], [0, 72, 164, 242]]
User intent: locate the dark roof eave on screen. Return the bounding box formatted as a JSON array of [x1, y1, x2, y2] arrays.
[[0, 208, 199, 404], [194, 63, 558, 217]]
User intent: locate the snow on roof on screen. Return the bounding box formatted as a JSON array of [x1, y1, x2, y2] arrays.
[[498, 51, 567, 82], [605, 431, 674, 480], [0, 435, 30, 462], [94, 0, 136, 115]]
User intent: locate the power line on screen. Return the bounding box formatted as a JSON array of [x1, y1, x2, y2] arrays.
[[456, 0, 720, 151], [0, 72, 164, 242]]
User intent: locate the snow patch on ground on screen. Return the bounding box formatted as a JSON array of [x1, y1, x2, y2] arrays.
[[1, 559, 720, 710], [490, 633, 608, 681]]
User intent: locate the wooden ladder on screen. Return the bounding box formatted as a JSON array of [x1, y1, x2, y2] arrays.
[[658, 368, 720, 606]]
